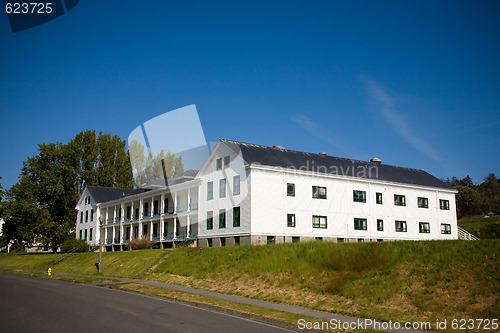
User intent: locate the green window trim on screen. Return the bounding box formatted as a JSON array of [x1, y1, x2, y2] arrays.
[[354, 218, 367, 230], [287, 214, 296, 227], [233, 207, 240, 227], [418, 197, 429, 208], [395, 220, 407, 232], [287, 183, 295, 197], [206, 211, 213, 230], [376, 192, 383, 204], [394, 194, 406, 206], [441, 223, 451, 234], [353, 190, 366, 203], [419, 222, 430, 233], [440, 199, 450, 210], [377, 219, 384, 231], [312, 215, 327, 229], [312, 186, 327, 199], [219, 210, 226, 228], [216, 158, 222, 170]]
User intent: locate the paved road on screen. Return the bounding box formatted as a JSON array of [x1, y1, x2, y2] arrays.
[[0, 272, 294, 333]]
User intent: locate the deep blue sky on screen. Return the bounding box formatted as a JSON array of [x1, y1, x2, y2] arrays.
[[1, 1, 499, 190]]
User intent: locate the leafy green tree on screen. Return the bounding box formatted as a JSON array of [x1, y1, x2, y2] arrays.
[[455, 185, 482, 218], [1, 130, 134, 252]]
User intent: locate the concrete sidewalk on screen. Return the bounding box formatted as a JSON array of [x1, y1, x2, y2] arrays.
[[2, 268, 425, 333]]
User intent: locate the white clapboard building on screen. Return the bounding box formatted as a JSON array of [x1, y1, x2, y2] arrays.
[[76, 139, 458, 250]]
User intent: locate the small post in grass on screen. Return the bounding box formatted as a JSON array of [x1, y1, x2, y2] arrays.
[[98, 216, 103, 273]]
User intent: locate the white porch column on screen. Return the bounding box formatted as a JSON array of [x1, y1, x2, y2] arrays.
[[112, 226, 116, 244], [113, 206, 116, 224], [130, 201, 134, 221], [187, 189, 191, 212], [187, 215, 191, 238], [150, 221, 153, 240], [173, 218, 177, 240], [139, 198, 143, 237], [160, 193, 165, 240], [173, 192, 177, 214]]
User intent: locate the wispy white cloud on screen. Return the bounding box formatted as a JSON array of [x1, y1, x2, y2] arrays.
[[291, 114, 364, 158], [362, 77, 448, 167]]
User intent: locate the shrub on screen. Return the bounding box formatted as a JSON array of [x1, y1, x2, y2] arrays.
[[60, 238, 89, 253], [129, 236, 154, 250]]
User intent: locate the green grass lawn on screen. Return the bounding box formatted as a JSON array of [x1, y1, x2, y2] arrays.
[[458, 216, 500, 239], [1, 240, 498, 331]]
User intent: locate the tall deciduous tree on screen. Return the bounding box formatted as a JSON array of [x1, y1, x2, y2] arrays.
[[1, 130, 134, 252]]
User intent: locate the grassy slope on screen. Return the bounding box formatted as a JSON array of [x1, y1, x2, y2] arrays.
[[1, 240, 498, 327], [458, 216, 500, 239]]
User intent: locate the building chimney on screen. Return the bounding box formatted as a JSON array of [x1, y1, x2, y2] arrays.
[[370, 157, 382, 164], [319, 152, 327, 156]]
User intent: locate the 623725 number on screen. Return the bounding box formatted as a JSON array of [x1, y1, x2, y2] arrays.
[[5, 2, 53, 14]]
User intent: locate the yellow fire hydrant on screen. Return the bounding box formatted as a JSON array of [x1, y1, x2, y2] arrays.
[[47, 268, 52, 276]]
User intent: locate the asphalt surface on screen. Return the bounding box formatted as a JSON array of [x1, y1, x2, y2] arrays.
[[0, 272, 295, 333]]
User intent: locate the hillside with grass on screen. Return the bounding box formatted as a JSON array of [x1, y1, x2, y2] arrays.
[[1, 240, 498, 329], [458, 216, 500, 239]]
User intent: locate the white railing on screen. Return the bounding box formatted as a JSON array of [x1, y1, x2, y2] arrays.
[[457, 226, 479, 240]]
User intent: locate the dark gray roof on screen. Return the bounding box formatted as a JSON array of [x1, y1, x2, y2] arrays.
[[221, 139, 454, 190], [86, 186, 148, 203], [139, 169, 199, 189]]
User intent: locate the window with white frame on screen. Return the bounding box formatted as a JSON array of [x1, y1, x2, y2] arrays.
[[207, 211, 213, 230], [219, 179, 226, 198], [312, 215, 327, 228], [216, 158, 222, 170], [207, 182, 213, 200], [233, 175, 240, 195], [219, 209, 226, 228]]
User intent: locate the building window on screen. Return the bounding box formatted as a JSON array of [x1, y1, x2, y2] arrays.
[[312, 186, 327, 199], [84, 229, 88, 240], [233, 175, 240, 196], [118, 208, 122, 221], [224, 156, 230, 168], [287, 183, 295, 196], [153, 200, 159, 215], [441, 223, 451, 234], [234, 236, 240, 245], [312, 215, 327, 229], [219, 209, 226, 228], [292, 236, 300, 243], [418, 197, 429, 208], [90, 209, 94, 222], [354, 218, 367, 230], [79, 230, 82, 240], [353, 190, 366, 203], [287, 214, 296, 227], [219, 179, 226, 198], [89, 228, 93, 241], [85, 211, 88, 222], [394, 194, 406, 206], [337, 238, 344, 243], [440, 199, 450, 210], [376, 192, 383, 204], [126, 206, 131, 220], [395, 220, 407, 232], [267, 236, 275, 245], [233, 207, 240, 227], [80, 212, 83, 223], [216, 158, 222, 170], [377, 219, 384, 231], [207, 182, 213, 200], [84, 197, 87, 205], [207, 211, 213, 230], [143, 202, 149, 217], [419, 222, 430, 233], [134, 208, 139, 220], [358, 239, 364, 243]]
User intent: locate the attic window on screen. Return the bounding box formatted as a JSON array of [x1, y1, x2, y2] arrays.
[[224, 156, 230, 168], [216, 158, 222, 170]]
